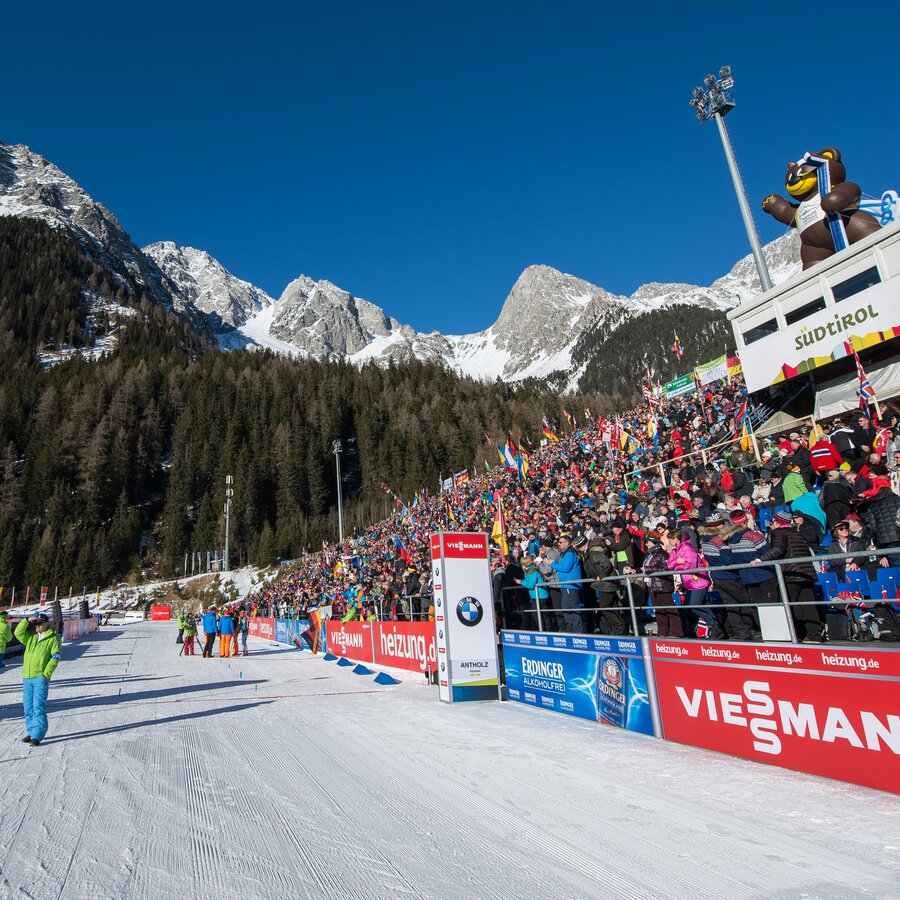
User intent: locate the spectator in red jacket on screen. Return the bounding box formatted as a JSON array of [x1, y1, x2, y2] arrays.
[[810, 428, 844, 478]]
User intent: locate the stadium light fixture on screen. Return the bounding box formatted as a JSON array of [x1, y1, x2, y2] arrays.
[[689, 66, 773, 293]]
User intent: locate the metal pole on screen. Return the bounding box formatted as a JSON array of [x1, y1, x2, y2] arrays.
[[773, 563, 799, 644], [624, 577, 640, 638], [224, 475, 233, 572], [713, 112, 773, 293], [334, 444, 344, 543], [535, 593, 543, 633]]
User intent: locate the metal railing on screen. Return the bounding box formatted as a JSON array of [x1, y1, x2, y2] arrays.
[[499, 546, 900, 644]]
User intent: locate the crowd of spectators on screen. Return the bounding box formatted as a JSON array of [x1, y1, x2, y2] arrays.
[[246, 373, 900, 644]]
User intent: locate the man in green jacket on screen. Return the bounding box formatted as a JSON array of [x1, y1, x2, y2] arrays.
[[14, 614, 61, 746], [176, 613, 186, 644], [0, 610, 12, 671]]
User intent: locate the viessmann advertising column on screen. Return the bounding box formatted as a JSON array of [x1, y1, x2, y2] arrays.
[[430, 532, 500, 702]]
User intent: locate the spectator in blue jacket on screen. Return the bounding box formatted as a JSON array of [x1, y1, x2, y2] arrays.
[[201, 606, 219, 658], [218, 607, 235, 657], [550, 534, 584, 633]]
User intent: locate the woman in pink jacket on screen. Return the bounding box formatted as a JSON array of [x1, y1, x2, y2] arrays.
[[666, 530, 721, 639]]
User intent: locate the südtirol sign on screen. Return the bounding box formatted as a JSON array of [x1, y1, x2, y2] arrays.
[[741, 279, 900, 392]]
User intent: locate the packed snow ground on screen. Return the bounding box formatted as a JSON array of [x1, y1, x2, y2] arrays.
[[1, 623, 897, 900]]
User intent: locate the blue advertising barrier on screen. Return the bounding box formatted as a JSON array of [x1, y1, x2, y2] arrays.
[[501, 630, 658, 737], [274, 618, 310, 646]]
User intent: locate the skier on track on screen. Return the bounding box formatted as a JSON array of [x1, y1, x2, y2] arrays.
[[183, 615, 197, 655], [237, 609, 249, 656], [15, 613, 61, 746]]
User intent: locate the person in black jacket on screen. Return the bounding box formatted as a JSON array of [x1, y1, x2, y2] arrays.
[[819, 469, 853, 529], [584, 535, 625, 635], [862, 479, 900, 566], [751, 509, 822, 642], [644, 532, 682, 637]]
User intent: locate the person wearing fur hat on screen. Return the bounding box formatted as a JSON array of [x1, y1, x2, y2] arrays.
[[643, 531, 683, 638], [751, 509, 822, 642], [700, 511, 757, 641]]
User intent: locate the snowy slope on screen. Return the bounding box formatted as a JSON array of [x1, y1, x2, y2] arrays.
[[0, 622, 897, 899]]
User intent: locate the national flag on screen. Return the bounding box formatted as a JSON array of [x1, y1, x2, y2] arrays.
[[563, 410, 574, 431], [453, 469, 470, 487], [672, 330, 684, 359], [300, 605, 325, 654], [333, 558, 343, 578], [584, 407, 593, 422], [491, 492, 509, 558], [516, 449, 530, 481], [855, 351, 878, 420], [392, 536, 412, 565], [442, 495, 456, 521], [542, 417, 560, 443], [647, 414, 658, 442], [503, 442, 517, 470], [507, 431, 519, 458], [740, 418, 752, 452], [727, 355, 742, 379]]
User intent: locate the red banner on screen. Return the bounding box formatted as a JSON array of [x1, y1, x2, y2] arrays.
[[150, 605, 171, 620], [650, 640, 900, 794], [248, 617, 275, 641], [373, 621, 437, 675], [325, 621, 438, 675], [327, 621, 372, 661]]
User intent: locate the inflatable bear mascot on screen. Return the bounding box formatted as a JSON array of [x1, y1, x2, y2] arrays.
[[761, 148, 880, 270]]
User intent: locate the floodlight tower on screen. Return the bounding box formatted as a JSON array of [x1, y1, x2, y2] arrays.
[[690, 67, 773, 293], [332, 440, 344, 543]]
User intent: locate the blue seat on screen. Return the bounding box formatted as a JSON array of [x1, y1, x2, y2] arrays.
[[873, 567, 900, 601], [758, 507, 773, 531], [841, 570, 871, 597], [821, 533, 832, 549], [816, 571, 839, 600]]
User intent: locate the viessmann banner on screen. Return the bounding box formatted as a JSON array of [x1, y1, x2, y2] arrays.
[[741, 280, 900, 392], [324, 620, 438, 676], [431, 532, 500, 702], [650, 640, 900, 794], [501, 631, 656, 735]]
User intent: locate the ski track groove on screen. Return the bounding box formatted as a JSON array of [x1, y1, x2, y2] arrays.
[[2, 623, 898, 899]]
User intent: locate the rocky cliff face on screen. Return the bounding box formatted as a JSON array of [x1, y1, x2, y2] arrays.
[[0, 142, 180, 312], [1, 139, 803, 384]]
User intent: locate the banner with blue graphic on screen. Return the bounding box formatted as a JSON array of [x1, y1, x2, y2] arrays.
[[501, 631, 655, 735], [274, 618, 310, 646]]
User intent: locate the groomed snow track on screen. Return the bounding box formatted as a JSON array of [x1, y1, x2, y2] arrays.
[[0, 622, 897, 899]]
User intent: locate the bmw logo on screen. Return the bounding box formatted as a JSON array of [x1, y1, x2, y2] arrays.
[[456, 596, 483, 627], [436, 597, 442, 608], [439, 629, 444, 639], [441, 662, 446, 672]]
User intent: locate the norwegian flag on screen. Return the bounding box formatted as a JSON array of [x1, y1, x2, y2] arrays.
[[855, 351, 878, 418]]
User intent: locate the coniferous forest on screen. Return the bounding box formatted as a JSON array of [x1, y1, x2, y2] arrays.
[[0, 218, 581, 588]]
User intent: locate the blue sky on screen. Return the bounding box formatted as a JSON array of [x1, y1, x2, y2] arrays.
[[5, 1, 898, 334]]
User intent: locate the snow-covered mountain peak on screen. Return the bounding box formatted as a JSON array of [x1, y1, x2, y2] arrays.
[[143, 241, 274, 328]]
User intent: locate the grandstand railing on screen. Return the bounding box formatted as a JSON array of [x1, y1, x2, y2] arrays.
[[500, 547, 900, 644]]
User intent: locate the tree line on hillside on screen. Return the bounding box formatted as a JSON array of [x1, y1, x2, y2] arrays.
[[0, 218, 584, 587], [573, 305, 732, 405]]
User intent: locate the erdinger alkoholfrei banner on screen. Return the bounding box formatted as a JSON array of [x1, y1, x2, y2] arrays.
[[430, 532, 500, 702], [650, 640, 900, 794], [501, 632, 658, 736]]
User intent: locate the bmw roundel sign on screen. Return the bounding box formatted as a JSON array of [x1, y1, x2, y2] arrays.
[[456, 596, 483, 627]]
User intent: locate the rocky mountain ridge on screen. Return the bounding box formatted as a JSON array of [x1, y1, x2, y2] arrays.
[[1, 140, 802, 385]]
